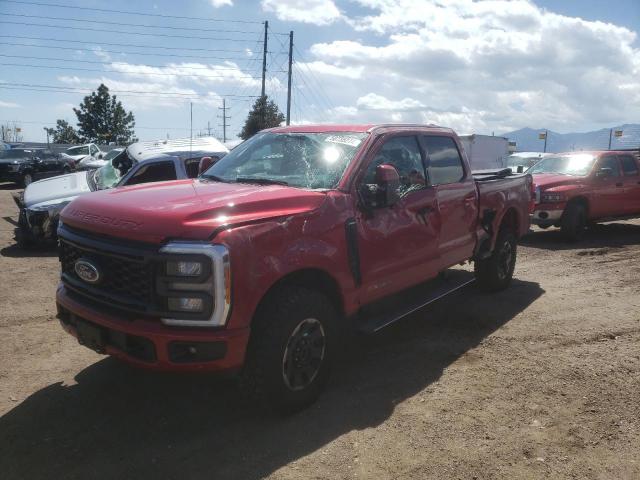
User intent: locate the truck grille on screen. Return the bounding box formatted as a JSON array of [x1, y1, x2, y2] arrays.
[[59, 233, 156, 313]]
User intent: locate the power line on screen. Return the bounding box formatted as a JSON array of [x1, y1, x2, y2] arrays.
[[0, 0, 264, 24], [0, 20, 265, 42], [0, 12, 263, 35], [0, 82, 260, 98], [1, 119, 194, 131], [0, 62, 264, 80], [0, 35, 262, 54], [0, 42, 256, 62], [0, 54, 264, 72]]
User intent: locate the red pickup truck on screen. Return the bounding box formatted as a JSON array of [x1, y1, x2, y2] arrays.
[[529, 150, 640, 241], [56, 124, 531, 410]]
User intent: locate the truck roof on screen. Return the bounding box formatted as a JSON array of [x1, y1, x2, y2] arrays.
[[127, 136, 229, 162], [268, 123, 454, 135]]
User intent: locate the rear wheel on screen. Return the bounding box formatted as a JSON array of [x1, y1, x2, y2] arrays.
[[475, 229, 517, 292], [560, 202, 587, 242], [239, 287, 336, 413]]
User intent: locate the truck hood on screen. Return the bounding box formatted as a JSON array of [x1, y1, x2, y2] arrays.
[[23, 171, 92, 208], [531, 173, 588, 191], [60, 179, 327, 243]]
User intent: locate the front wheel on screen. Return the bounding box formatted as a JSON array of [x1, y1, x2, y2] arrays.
[[560, 202, 587, 242], [239, 287, 336, 413], [475, 229, 517, 292]]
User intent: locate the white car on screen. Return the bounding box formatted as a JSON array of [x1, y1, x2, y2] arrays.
[[60, 143, 102, 166], [76, 147, 123, 170]]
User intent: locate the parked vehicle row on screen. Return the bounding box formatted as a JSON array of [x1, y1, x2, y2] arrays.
[[15, 137, 228, 246], [54, 124, 532, 411]]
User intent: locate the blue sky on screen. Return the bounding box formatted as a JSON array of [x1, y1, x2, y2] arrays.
[[0, 0, 639, 143]]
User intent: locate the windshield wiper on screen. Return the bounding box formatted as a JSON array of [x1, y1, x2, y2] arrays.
[[200, 174, 229, 183], [235, 177, 288, 186]]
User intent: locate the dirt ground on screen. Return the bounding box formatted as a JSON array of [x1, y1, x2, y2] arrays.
[[0, 183, 638, 480]]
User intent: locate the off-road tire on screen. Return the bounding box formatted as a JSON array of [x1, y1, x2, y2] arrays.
[[560, 202, 587, 242], [15, 211, 34, 249], [475, 229, 517, 292], [239, 287, 337, 413]]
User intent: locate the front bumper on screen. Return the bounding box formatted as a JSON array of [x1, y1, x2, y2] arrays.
[[530, 207, 564, 227], [56, 284, 250, 373]]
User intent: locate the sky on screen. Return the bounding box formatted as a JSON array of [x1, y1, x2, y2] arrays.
[[0, 0, 639, 143]]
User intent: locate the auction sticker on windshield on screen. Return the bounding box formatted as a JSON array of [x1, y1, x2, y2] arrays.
[[324, 135, 362, 147]]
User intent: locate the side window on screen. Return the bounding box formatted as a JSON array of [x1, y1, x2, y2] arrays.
[[185, 158, 201, 178], [620, 156, 638, 176], [423, 136, 465, 185], [124, 162, 177, 186], [598, 156, 620, 177], [362, 136, 426, 196]]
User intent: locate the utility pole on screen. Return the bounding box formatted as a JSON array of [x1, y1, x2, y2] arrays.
[[207, 121, 213, 136], [286, 30, 294, 126], [261, 21, 268, 98], [218, 98, 230, 143], [189, 102, 193, 157], [543, 129, 548, 153], [44, 127, 49, 147], [608, 128, 613, 150]]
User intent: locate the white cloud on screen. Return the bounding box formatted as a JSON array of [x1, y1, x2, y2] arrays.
[[0, 100, 20, 108], [261, 0, 341, 26], [210, 0, 232, 7], [302, 0, 640, 133]]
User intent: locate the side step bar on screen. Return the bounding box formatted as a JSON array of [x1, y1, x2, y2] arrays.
[[358, 269, 476, 334]]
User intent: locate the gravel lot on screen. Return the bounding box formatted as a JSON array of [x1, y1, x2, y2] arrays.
[[0, 183, 638, 479]]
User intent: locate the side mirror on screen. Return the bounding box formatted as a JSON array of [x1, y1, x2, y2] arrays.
[[198, 156, 220, 175], [360, 164, 401, 209], [596, 167, 613, 178]]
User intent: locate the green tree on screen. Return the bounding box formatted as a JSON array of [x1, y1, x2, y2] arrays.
[[239, 95, 285, 140], [45, 120, 80, 144], [73, 84, 136, 144]]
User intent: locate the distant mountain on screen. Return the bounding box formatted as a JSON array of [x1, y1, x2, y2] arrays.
[[502, 124, 640, 153]]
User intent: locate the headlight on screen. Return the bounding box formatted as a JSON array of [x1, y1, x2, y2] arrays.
[[168, 297, 205, 313], [159, 243, 231, 328], [541, 192, 566, 203], [166, 260, 203, 277]]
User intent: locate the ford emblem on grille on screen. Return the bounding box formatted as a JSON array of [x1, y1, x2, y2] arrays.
[[74, 258, 101, 284]]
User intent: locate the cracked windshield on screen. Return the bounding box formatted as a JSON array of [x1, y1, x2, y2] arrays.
[[203, 132, 367, 189]]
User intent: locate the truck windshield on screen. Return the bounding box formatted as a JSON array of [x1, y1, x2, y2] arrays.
[[66, 146, 90, 156], [0, 150, 30, 159], [202, 131, 368, 189], [528, 154, 596, 176]]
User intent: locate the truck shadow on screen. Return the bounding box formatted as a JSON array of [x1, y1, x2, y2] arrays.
[[0, 280, 543, 480], [0, 243, 58, 258], [522, 222, 640, 251]]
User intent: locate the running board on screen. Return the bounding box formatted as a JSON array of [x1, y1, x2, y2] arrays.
[[357, 269, 476, 334]]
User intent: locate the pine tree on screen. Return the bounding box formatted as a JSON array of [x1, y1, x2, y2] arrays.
[[45, 120, 80, 144], [239, 95, 285, 140], [73, 84, 136, 144]]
